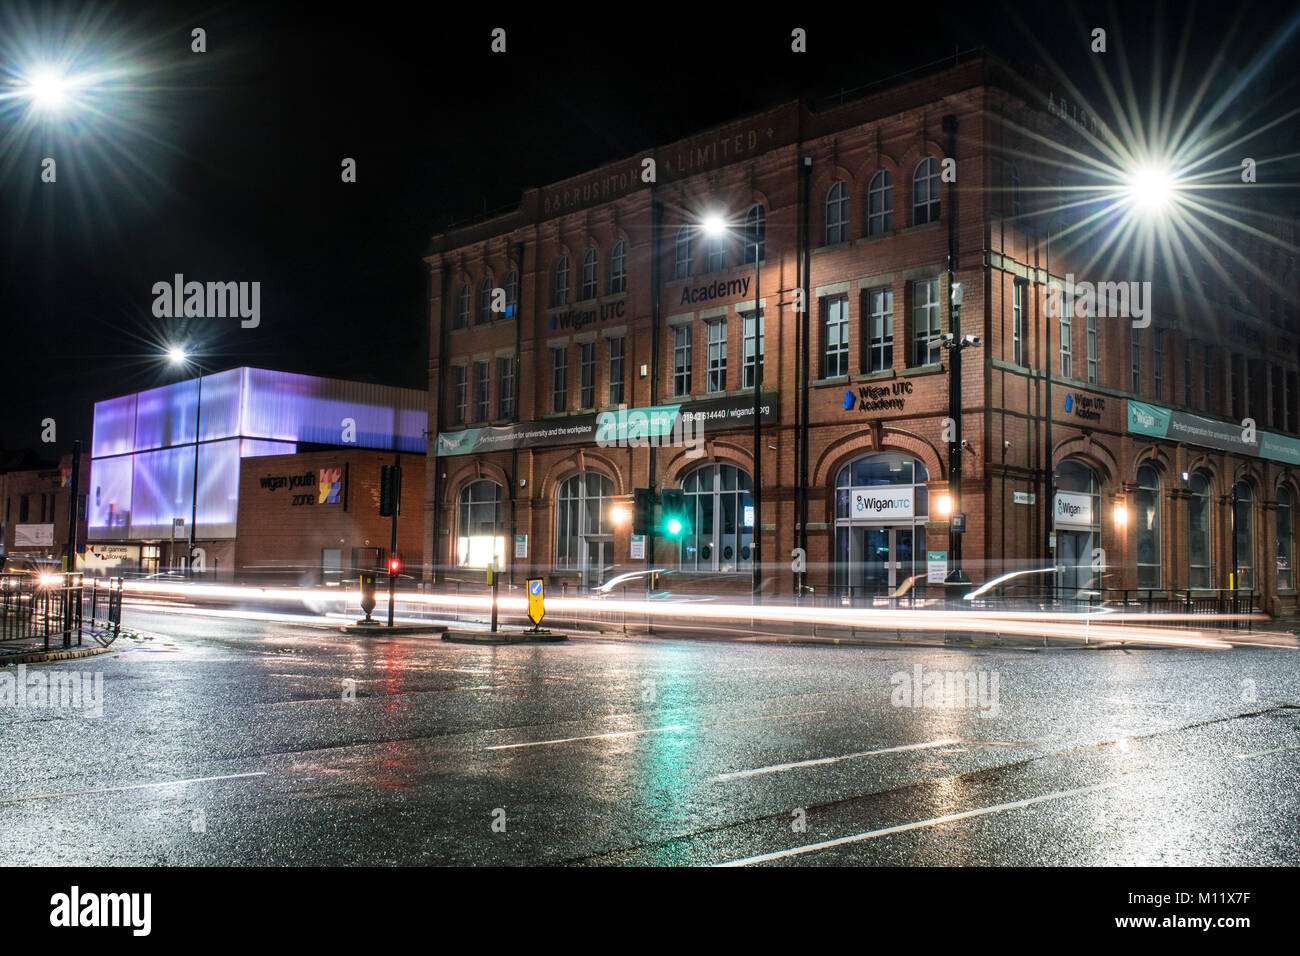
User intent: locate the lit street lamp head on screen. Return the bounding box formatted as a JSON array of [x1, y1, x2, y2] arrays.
[[166, 346, 189, 365], [1124, 163, 1179, 213], [701, 212, 728, 238]]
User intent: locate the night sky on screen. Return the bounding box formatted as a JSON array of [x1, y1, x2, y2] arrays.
[[2, 1, 1297, 460]]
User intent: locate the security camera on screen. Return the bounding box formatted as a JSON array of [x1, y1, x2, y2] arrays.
[[960, 439, 970, 449], [1003, 439, 1012, 449]]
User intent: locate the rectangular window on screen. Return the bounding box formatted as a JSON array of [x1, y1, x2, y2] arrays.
[[706, 319, 727, 393], [452, 365, 467, 425], [743, 309, 765, 389], [1289, 370, 1299, 433], [1153, 330, 1164, 400], [608, 336, 625, 406], [911, 278, 941, 367], [1230, 354, 1241, 420], [823, 295, 849, 378], [497, 356, 515, 419], [673, 325, 692, 396], [1086, 310, 1098, 383], [1012, 281, 1024, 366], [707, 235, 727, 273], [1184, 339, 1193, 406], [551, 347, 568, 413], [1131, 335, 1142, 394], [19, 495, 30, 523], [1059, 307, 1072, 378], [868, 288, 893, 372], [474, 360, 490, 422], [579, 342, 595, 408], [1203, 347, 1214, 412]]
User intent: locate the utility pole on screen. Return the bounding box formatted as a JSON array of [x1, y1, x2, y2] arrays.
[[64, 439, 81, 573], [388, 452, 400, 628]]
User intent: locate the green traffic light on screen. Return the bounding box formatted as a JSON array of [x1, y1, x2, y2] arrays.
[[666, 517, 683, 536]]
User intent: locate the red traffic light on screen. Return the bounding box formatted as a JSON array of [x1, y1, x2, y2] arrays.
[[388, 556, 402, 574]]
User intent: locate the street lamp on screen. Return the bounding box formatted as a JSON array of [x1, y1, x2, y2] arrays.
[[167, 346, 204, 575], [938, 287, 981, 605], [701, 210, 764, 603]]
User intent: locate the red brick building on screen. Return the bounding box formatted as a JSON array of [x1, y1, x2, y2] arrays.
[[1, 452, 90, 566], [423, 54, 1300, 615]]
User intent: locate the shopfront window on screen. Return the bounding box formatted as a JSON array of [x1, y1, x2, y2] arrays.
[[833, 452, 929, 601], [457, 480, 505, 568], [678, 464, 754, 573], [1278, 485, 1294, 591], [1054, 459, 1102, 595], [1188, 471, 1212, 588], [1136, 465, 1161, 588]]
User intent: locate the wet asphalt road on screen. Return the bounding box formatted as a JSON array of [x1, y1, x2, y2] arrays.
[[2, 606, 1298, 866]]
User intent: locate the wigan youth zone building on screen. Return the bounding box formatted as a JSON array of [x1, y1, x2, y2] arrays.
[[423, 54, 1300, 617]]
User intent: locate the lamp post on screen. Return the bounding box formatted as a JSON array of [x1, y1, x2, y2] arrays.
[[939, 286, 980, 606], [701, 211, 764, 603], [167, 347, 204, 575]]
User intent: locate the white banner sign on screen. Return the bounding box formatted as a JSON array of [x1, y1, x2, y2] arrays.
[[851, 490, 914, 521], [1054, 491, 1094, 528], [14, 524, 55, 547], [79, 544, 141, 570]]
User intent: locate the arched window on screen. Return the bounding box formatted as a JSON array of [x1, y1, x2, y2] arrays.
[[1277, 485, 1294, 591], [553, 257, 569, 307], [913, 157, 941, 225], [455, 283, 471, 329], [1136, 465, 1161, 588], [744, 204, 766, 263], [1054, 459, 1102, 594], [867, 170, 893, 235], [476, 277, 492, 325], [1233, 480, 1255, 590], [679, 464, 754, 572], [834, 452, 930, 600], [825, 181, 850, 244], [581, 248, 598, 300], [1188, 471, 1212, 588], [503, 270, 518, 318], [1010, 163, 1022, 217], [608, 240, 627, 294], [556, 473, 615, 583], [674, 226, 694, 280], [456, 480, 504, 568]]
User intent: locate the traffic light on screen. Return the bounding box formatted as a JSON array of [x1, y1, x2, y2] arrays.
[[388, 554, 402, 576], [660, 488, 688, 538], [379, 464, 402, 517], [633, 488, 655, 536]]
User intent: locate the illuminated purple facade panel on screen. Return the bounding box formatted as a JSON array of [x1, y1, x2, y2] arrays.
[[91, 394, 138, 458], [241, 368, 426, 451], [87, 456, 134, 540]]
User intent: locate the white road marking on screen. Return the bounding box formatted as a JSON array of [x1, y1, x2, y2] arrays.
[[1, 772, 268, 804], [485, 710, 828, 751], [711, 738, 961, 782], [1234, 744, 1300, 761], [716, 779, 1122, 866]]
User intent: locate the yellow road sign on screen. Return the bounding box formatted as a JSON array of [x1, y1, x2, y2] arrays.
[[526, 578, 545, 626]]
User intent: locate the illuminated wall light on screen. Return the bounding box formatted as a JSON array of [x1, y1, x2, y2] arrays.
[[936, 494, 954, 517], [1114, 504, 1128, 527]]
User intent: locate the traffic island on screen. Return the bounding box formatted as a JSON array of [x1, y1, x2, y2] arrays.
[[441, 629, 567, 645], [339, 622, 448, 636]]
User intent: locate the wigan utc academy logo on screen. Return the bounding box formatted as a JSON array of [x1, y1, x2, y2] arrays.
[[318, 468, 342, 504]]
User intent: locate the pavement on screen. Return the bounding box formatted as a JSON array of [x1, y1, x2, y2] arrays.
[[1, 603, 1297, 866]]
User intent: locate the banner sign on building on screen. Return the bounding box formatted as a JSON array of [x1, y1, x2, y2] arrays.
[[79, 544, 141, 570], [849, 490, 914, 521], [436, 393, 778, 457], [14, 524, 55, 547], [1054, 492, 1094, 528], [1128, 400, 1300, 466]]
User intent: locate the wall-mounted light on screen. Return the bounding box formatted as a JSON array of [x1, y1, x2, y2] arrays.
[[610, 504, 629, 526], [936, 494, 954, 517], [1114, 504, 1128, 527]]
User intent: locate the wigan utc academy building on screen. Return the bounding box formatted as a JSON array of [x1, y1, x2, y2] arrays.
[[424, 54, 1300, 615]]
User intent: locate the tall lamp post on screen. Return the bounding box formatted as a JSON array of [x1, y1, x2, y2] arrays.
[[167, 346, 204, 575], [701, 211, 764, 603], [939, 284, 980, 605]]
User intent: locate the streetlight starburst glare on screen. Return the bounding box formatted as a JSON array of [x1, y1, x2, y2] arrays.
[[24, 67, 72, 110], [1125, 163, 1178, 212], [701, 213, 728, 237], [166, 346, 188, 364]]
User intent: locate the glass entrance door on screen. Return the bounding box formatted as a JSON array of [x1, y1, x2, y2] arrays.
[[583, 538, 613, 589], [848, 526, 921, 598]]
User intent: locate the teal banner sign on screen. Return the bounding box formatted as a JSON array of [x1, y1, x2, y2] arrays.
[[1127, 400, 1300, 466]]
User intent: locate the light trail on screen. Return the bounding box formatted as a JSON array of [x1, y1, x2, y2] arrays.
[[115, 579, 1293, 650]]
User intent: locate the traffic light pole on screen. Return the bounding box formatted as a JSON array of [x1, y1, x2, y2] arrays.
[[388, 451, 400, 628]]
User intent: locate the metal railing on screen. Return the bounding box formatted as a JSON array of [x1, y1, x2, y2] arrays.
[[0, 573, 124, 650]]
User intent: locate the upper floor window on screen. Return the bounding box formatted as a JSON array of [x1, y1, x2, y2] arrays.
[[1153, 329, 1164, 400], [579, 342, 596, 409], [826, 181, 850, 244], [503, 270, 518, 318], [867, 288, 893, 373], [1012, 280, 1024, 366], [581, 249, 598, 300], [742, 309, 764, 389], [1059, 306, 1072, 378], [609, 240, 627, 294], [744, 204, 766, 262], [823, 295, 849, 378], [455, 283, 471, 329], [673, 325, 693, 396], [1086, 310, 1098, 383], [913, 157, 941, 225], [911, 278, 941, 366], [608, 336, 625, 405], [497, 356, 515, 419], [451, 365, 467, 424], [553, 257, 569, 307], [707, 229, 727, 273], [476, 277, 492, 325], [474, 360, 490, 421], [706, 318, 727, 393], [867, 170, 893, 236], [551, 347, 568, 412], [1010, 163, 1022, 217], [674, 227, 694, 280], [1132, 334, 1142, 394]]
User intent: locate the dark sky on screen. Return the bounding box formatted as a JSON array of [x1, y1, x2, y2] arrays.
[[2, 0, 1298, 460]]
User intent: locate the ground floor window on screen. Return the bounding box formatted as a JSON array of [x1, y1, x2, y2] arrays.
[[678, 464, 754, 572], [457, 480, 505, 568], [1136, 465, 1161, 588], [556, 472, 615, 586], [1188, 471, 1212, 588], [1054, 459, 1102, 595], [833, 452, 930, 599], [1233, 481, 1254, 590], [1278, 485, 1294, 591]]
